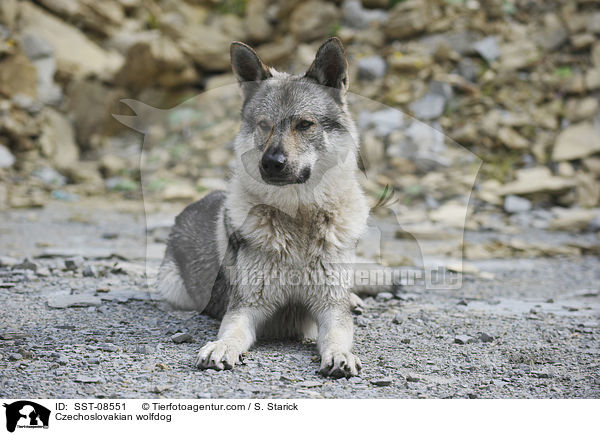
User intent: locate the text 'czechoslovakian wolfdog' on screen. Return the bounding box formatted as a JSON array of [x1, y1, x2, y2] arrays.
[[157, 37, 370, 378]]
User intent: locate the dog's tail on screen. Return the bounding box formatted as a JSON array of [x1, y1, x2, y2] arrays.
[[155, 253, 197, 310]]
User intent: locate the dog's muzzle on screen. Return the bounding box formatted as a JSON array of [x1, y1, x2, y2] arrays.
[[259, 150, 310, 185]]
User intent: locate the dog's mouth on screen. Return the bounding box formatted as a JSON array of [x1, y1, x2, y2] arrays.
[[259, 166, 311, 186]]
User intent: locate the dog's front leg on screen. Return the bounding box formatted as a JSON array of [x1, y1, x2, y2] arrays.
[[196, 308, 258, 370], [316, 304, 361, 378]]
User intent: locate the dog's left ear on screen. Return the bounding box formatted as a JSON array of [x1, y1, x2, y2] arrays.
[[305, 37, 349, 92]]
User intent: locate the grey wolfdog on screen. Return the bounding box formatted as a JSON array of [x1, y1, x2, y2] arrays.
[[157, 37, 370, 378]]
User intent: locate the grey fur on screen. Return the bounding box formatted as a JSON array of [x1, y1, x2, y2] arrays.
[[157, 38, 369, 378]]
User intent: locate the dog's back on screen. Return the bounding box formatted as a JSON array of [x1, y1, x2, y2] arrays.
[[157, 190, 229, 317]]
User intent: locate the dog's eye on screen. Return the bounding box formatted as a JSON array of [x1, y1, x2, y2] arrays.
[[257, 120, 271, 131], [296, 120, 314, 131]]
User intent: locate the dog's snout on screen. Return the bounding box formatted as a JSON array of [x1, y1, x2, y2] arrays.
[[261, 150, 287, 176]]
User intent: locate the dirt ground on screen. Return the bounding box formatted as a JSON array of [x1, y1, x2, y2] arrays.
[[0, 199, 599, 399]]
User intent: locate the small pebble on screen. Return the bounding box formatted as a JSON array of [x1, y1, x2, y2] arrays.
[[151, 384, 171, 393], [370, 377, 393, 386], [356, 317, 370, 327], [12, 259, 37, 272], [454, 335, 475, 345], [75, 375, 102, 383], [478, 332, 494, 343], [135, 345, 150, 354], [401, 338, 411, 344], [8, 353, 23, 361], [171, 332, 193, 344], [392, 313, 404, 324], [376, 292, 394, 302], [297, 380, 322, 388], [98, 343, 118, 352], [83, 265, 97, 277]]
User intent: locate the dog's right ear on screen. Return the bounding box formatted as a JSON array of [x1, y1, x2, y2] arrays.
[[230, 42, 271, 99]]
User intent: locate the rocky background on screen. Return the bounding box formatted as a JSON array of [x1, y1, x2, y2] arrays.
[[0, 0, 600, 234], [1, 0, 600, 399]]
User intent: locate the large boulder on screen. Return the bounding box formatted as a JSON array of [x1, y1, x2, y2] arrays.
[[0, 53, 37, 99], [115, 34, 199, 91], [385, 0, 431, 40], [36, 0, 125, 38], [552, 123, 600, 161], [18, 2, 123, 80], [37, 108, 79, 173], [67, 79, 127, 148], [290, 1, 340, 43]]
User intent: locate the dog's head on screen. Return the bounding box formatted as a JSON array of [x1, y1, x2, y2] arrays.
[[231, 38, 358, 188]]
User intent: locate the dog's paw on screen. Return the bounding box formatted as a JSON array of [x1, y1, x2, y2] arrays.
[[319, 350, 362, 379], [195, 340, 242, 370]]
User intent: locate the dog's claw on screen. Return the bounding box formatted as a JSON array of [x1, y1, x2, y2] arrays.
[[196, 340, 240, 371], [319, 351, 361, 379]]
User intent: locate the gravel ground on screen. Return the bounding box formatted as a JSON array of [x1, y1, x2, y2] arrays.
[[1, 200, 599, 399]]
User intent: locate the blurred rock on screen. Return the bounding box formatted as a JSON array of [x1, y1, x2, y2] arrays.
[[38, 108, 79, 173], [99, 154, 126, 178], [497, 127, 529, 150], [246, 0, 274, 43], [21, 33, 53, 60], [0, 0, 18, 30], [358, 109, 404, 137], [473, 36, 500, 62], [565, 98, 599, 122], [534, 13, 568, 51], [33, 166, 67, 187], [290, 1, 339, 43], [67, 79, 126, 148], [429, 202, 469, 228], [65, 161, 103, 187], [115, 34, 199, 91], [457, 58, 479, 82], [549, 208, 596, 232], [575, 171, 600, 208], [387, 52, 432, 72], [357, 55, 386, 80], [20, 31, 62, 105], [179, 25, 233, 71], [499, 40, 539, 71], [409, 93, 445, 120], [19, 2, 123, 80], [499, 167, 576, 196], [0, 144, 15, 168], [552, 123, 600, 161], [583, 157, 600, 177], [385, 0, 430, 40], [256, 36, 296, 66], [504, 195, 532, 214], [342, 0, 387, 29], [585, 68, 600, 91], [0, 53, 37, 99]]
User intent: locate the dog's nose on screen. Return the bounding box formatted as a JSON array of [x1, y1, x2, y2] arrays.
[[261, 150, 287, 176]]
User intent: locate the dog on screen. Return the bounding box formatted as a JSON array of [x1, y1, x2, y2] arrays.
[[156, 37, 369, 378]]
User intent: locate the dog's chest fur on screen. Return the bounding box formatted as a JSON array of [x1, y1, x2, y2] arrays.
[[224, 196, 366, 309], [239, 198, 362, 266]]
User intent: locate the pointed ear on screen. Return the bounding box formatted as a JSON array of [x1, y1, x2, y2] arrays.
[[230, 42, 271, 98], [305, 37, 349, 91]]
